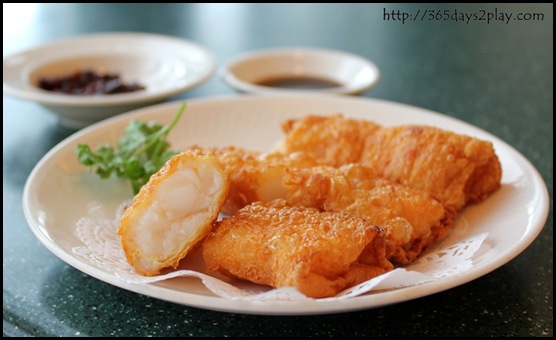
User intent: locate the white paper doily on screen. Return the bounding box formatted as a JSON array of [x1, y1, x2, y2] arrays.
[[72, 201, 488, 301]]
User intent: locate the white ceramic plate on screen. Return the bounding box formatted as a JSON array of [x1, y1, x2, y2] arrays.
[[220, 47, 380, 95], [3, 32, 217, 129], [22, 95, 549, 315]]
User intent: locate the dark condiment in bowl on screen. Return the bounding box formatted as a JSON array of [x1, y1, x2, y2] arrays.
[[256, 76, 342, 90], [38, 69, 146, 95]]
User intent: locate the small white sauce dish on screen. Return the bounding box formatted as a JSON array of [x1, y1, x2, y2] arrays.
[[220, 47, 380, 95], [3, 32, 217, 129]]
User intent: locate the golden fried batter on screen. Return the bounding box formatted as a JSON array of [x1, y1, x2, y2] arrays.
[[190, 145, 321, 214], [203, 200, 393, 298], [118, 150, 229, 276], [283, 164, 448, 265], [360, 125, 502, 214], [273, 114, 381, 167], [275, 114, 502, 213]]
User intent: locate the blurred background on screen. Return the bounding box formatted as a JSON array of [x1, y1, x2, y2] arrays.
[[4, 3, 552, 128]]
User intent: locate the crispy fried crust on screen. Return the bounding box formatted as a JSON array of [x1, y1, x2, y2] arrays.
[[118, 150, 229, 276], [283, 164, 448, 265], [275, 115, 502, 213], [203, 200, 393, 298], [360, 125, 502, 213], [273, 114, 381, 167], [190, 145, 321, 214]]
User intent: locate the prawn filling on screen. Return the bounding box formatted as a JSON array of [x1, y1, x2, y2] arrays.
[[118, 150, 229, 276], [203, 200, 393, 298]]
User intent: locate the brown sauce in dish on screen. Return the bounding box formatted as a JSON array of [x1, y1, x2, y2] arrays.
[[256, 76, 341, 90], [38, 69, 146, 95]]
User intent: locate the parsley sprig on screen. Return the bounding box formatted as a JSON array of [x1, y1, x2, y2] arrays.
[[76, 102, 186, 194]]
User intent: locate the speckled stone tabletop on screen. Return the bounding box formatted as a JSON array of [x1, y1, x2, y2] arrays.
[[3, 3, 552, 337]]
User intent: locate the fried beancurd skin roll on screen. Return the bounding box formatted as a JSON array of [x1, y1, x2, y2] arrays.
[[283, 164, 447, 265], [273, 114, 381, 167], [203, 200, 393, 298], [118, 150, 230, 276], [274, 114, 502, 213], [190, 145, 321, 214], [360, 125, 502, 214]]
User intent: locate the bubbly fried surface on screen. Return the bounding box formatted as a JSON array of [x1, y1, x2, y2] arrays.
[[275, 114, 502, 213], [203, 200, 393, 298], [360, 125, 502, 213], [190, 145, 321, 214], [283, 164, 447, 265], [273, 114, 381, 167], [118, 150, 229, 276]]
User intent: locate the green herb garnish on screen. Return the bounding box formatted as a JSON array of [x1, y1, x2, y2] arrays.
[[76, 102, 186, 194]]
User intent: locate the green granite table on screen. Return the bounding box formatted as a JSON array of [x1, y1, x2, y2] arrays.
[[3, 3, 553, 337]]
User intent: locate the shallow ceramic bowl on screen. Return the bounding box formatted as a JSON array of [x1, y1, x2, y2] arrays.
[[220, 47, 380, 95], [3, 32, 217, 129]]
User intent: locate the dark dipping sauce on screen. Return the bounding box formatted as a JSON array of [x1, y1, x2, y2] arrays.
[[38, 69, 146, 95], [256, 76, 342, 90]]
